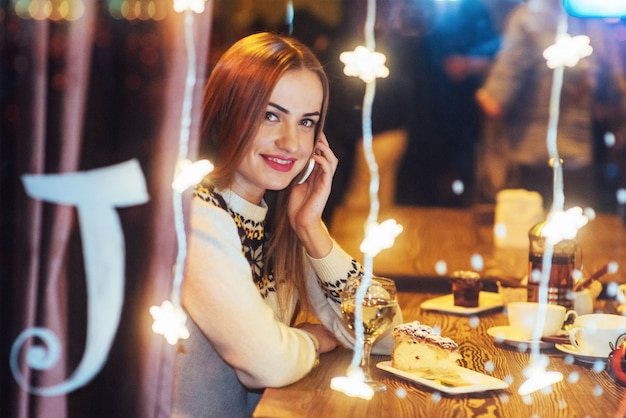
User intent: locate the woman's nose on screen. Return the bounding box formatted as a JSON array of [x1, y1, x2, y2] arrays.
[[276, 123, 299, 152]]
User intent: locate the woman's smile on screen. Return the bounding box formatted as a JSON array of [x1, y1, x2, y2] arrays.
[[262, 154, 297, 172]]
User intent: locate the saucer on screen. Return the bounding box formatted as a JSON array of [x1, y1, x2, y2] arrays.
[[555, 344, 609, 365], [487, 326, 553, 350], [420, 292, 503, 316]]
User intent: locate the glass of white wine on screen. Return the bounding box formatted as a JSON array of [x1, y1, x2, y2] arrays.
[[341, 276, 398, 391]]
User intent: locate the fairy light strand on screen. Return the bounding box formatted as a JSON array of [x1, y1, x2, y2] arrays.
[[171, 9, 197, 306], [331, 0, 400, 399], [524, 7, 570, 392], [152, 2, 212, 345], [523, 7, 592, 394]]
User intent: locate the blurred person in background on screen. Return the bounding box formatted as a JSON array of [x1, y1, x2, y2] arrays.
[[476, 0, 626, 210]]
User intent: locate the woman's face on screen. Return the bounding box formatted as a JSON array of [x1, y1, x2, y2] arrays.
[[232, 69, 323, 204]]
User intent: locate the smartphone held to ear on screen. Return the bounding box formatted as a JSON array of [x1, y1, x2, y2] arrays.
[[297, 158, 315, 184]]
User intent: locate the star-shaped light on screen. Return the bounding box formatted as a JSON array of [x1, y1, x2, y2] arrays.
[[330, 366, 374, 400], [171, 158, 214, 192], [173, 0, 208, 13], [518, 356, 563, 395], [340, 46, 390, 82], [542, 207, 589, 245], [150, 300, 190, 345], [360, 219, 403, 257], [543, 34, 593, 69]]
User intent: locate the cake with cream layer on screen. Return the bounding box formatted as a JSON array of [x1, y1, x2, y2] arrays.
[[391, 321, 462, 374]]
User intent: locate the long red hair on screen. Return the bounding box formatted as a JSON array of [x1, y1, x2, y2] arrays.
[[200, 32, 330, 318]]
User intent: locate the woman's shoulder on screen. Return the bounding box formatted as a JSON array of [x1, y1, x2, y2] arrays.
[[194, 184, 228, 210]]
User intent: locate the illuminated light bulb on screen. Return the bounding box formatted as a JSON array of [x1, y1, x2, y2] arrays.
[[395, 387, 407, 398], [359, 219, 403, 257], [608, 261, 619, 274], [531, 268, 541, 281], [470, 254, 484, 271], [543, 34, 593, 69], [340, 46, 389, 83], [435, 260, 447, 276], [572, 268, 583, 281], [173, 0, 207, 13], [607, 281, 620, 299], [494, 223, 508, 240], [518, 371, 563, 396], [605, 132, 616, 147], [568, 371, 580, 382], [150, 300, 190, 345], [541, 207, 589, 244], [171, 159, 214, 192], [583, 207, 596, 220], [330, 366, 375, 400], [469, 316, 480, 329], [616, 188, 626, 205], [451, 179, 464, 195]]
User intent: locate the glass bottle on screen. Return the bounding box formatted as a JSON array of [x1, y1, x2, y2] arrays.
[[527, 221, 579, 310]]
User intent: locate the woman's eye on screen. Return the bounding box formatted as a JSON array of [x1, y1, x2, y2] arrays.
[[265, 112, 279, 122], [301, 119, 316, 128]]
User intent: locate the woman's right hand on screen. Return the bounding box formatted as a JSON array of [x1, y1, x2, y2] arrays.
[[476, 88, 503, 117], [297, 322, 341, 353]]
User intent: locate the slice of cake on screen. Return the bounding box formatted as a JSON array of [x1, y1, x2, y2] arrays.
[[392, 321, 466, 386]]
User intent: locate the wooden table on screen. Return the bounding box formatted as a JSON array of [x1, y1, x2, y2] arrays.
[[329, 205, 626, 290], [254, 291, 626, 418], [254, 205, 626, 417]]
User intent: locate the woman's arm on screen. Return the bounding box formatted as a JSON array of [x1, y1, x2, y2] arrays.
[[304, 242, 404, 355], [182, 200, 319, 388]]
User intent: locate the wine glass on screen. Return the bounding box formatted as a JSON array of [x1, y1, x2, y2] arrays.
[[341, 276, 398, 391]]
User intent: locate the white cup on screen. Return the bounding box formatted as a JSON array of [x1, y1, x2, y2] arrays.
[[507, 302, 577, 340], [569, 314, 626, 357], [573, 290, 594, 316]]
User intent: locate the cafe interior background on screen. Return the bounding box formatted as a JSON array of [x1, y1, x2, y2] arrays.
[[1, 0, 626, 416]]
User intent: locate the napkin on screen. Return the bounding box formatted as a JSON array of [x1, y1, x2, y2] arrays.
[[494, 189, 544, 248]]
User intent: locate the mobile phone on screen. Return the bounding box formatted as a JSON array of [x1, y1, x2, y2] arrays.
[[297, 158, 315, 184]]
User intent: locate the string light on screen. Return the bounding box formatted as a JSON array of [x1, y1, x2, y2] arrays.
[[339, 46, 389, 83], [541, 207, 589, 245], [150, 300, 190, 345], [360, 219, 403, 257], [521, 5, 593, 395], [171, 159, 214, 193], [543, 33, 593, 69], [330, 0, 403, 399], [12, 0, 85, 20], [150, 1, 210, 346], [173, 0, 207, 14]]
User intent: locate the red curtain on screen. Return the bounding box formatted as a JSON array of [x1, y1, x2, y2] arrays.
[[1, 2, 212, 417]]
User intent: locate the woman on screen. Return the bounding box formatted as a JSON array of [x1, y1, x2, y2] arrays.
[[171, 33, 399, 417]]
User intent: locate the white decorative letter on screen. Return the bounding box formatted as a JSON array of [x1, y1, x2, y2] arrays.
[[11, 159, 149, 396]]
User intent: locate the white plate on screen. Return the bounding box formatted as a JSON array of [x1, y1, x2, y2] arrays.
[[555, 344, 609, 365], [487, 326, 553, 350], [376, 361, 509, 394], [420, 292, 503, 315]]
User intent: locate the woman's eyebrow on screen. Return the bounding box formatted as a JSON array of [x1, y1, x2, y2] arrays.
[[268, 102, 320, 118]]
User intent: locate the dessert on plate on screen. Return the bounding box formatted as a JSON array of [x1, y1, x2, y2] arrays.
[[450, 270, 482, 308], [391, 321, 467, 386]]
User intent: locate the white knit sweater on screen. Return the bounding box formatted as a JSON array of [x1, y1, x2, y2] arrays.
[[181, 186, 397, 391]]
